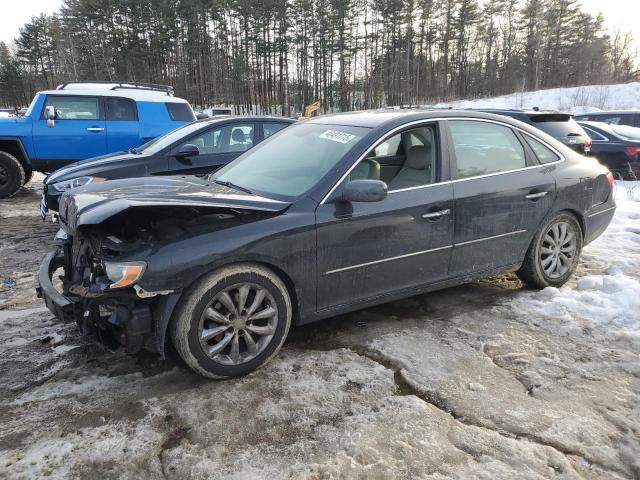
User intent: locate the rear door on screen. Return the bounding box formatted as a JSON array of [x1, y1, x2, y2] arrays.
[[167, 121, 256, 175], [32, 95, 107, 170], [315, 121, 454, 311], [447, 119, 556, 276], [104, 97, 140, 152]]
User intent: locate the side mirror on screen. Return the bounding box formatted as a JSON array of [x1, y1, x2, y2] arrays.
[[45, 106, 56, 127], [175, 143, 199, 158], [338, 179, 387, 203]]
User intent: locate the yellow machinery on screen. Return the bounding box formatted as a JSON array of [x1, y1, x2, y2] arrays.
[[303, 101, 321, 118]]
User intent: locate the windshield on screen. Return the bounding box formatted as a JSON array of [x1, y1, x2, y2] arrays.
[[212, 123, 369, 199], [24, 94, 40, 117], [136, 122, 204, 155]]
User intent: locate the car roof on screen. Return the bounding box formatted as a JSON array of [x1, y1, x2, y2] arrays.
[[37, 89, 190, 103], [575, 110, 640, 115], [194, 115, 297, 126], [473, 108, 566, 115], [304, 109, 545, 129]]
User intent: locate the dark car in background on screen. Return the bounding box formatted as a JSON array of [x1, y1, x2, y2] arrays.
[[575, 111, 640, 128], [578, 121, 640, 180], [475, 109, 592, 154], [41, 115, 295, 215], [37, 110, 615, 379]]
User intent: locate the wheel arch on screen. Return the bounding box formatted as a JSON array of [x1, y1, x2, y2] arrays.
[[0, 137, 30, 168], [158, 259, 301, 355], [553, 208, 586, 240]]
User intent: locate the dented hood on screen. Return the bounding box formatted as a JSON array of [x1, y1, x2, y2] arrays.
[[58, 176, 290, 231]]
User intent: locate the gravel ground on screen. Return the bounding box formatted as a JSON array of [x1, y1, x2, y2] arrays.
[[0, 176, 639, 480]]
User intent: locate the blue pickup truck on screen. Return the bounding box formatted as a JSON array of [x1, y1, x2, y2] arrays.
[[0, 81, 196, 198]]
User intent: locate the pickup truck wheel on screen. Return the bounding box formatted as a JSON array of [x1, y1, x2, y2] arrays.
[[0, 151, 25, 198], [170, 264, 292, 379], [517, 212, 583, 288]]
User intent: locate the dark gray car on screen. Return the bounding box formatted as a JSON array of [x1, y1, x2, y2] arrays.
[[37, 110, 615, 379], [41, 115, 295, 215]]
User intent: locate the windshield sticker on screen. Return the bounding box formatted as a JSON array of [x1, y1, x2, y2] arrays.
[[319, 130, 357, 144]]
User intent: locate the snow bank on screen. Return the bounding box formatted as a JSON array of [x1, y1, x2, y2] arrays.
[[512, 181, 640, 345], [431, 82, 640, 114]]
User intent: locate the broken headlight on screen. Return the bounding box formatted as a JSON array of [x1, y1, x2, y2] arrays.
[[104, 261, 147, 289]]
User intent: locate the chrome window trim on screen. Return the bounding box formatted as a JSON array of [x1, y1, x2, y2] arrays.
[[324, 245, 453, 275], [320, 117, 566, 204]]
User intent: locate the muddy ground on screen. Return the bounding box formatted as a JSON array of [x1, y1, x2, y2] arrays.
[[0, 177, 639, 479]]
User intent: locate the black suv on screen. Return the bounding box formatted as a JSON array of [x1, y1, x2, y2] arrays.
[[574, 111, 640, 128], [475, 109, 592, 154]]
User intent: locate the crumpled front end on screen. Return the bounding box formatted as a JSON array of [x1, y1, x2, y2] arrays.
[[36, 226, 180, 356]]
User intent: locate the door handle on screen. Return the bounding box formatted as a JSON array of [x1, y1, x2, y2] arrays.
[[422, 208, 451, 219], [86, 127, 105, 132], [524, 191, 548, 200]]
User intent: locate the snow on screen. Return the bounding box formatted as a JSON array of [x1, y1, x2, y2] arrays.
[[510, 181, 640, 344], [431, 82, 640, 114]]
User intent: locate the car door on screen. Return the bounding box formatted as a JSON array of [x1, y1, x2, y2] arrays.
[[32, 95, 107, 170], [447, 119, 556, 276], [315, 121, 454, 311], [104, 97, 140, 152], [167, 122, 256, 175]]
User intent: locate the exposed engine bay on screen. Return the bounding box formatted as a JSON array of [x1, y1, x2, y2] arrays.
[[46, 205, 274, 355]]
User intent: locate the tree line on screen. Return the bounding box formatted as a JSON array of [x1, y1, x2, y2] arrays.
[[0, 0, 638, 114]]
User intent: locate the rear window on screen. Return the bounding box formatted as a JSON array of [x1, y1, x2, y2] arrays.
[[165, 102, 196, 122], [529, 115, 583, 137]]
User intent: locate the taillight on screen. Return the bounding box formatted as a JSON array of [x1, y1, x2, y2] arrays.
[[625, 146, 640, 156], [584, 137, 592, 149], [606, 171, 614, 188]]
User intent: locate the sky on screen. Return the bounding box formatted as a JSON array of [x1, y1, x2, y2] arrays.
[[0, 0, 639, 46]]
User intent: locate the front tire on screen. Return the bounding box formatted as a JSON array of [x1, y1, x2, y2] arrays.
[[0, 151, 25, 198], [170, 264, 292, 379], [517, 212, 583, 288]]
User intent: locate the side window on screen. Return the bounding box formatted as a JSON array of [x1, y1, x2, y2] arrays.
[[263, 122, 288, 139], [598, 115, 622, 125], [350, 125, 437, 190], [523, 135, 561, 164], [105, 97, 137, 121], [165, 102, 196, 122], [229, 125, 254, 152], [580, 126, 607, 142], [183, 123, 255, 155], [374, 135, 401, 157], [449, 120, 526, 179], [42, 96, 100, 120]]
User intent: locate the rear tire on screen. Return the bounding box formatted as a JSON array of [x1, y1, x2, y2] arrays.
[[517, 212, 582, 288], [0, 151, 25, 198], [170, 263, 292, 379]]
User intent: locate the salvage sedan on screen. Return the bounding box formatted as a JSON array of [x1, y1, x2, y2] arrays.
[[36, 110, 616, 379]]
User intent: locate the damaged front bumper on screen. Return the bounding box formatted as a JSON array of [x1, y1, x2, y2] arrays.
[[36, 250, 181, 357]]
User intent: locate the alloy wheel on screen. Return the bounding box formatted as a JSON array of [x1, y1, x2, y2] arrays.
[[540, 221, 578, 279], [198, 282, 278, 365]]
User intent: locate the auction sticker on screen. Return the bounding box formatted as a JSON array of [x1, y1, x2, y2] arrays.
[[319, 130, 356, 144]]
